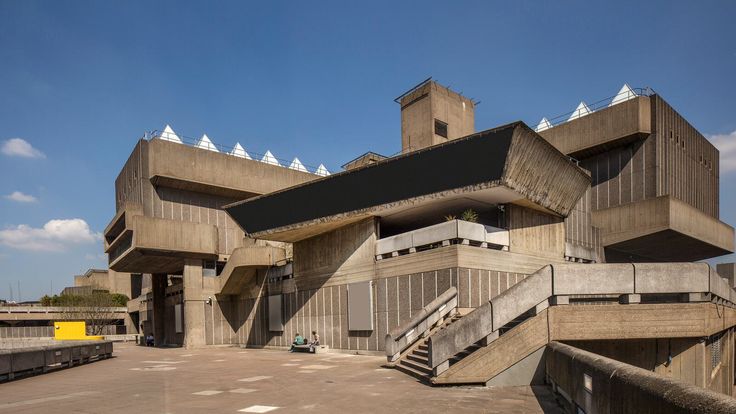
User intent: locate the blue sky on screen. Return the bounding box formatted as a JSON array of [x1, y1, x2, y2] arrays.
[[1, 1, 735, 300]]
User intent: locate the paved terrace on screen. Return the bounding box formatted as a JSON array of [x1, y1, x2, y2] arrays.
[[0, 343, 562, 413]]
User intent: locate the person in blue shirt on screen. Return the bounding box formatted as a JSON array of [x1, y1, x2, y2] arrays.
[[289, 333, 304, 352]]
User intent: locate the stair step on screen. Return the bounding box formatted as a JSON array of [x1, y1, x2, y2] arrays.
[[418, 344, 428, 351], [414, 349, 428, 358], [394, 362, 431, 382], [400, 359, 432, 375], [407, 353, 429, 364]]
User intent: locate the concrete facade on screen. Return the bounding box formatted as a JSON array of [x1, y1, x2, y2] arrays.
[[78, 80, 736, 410], [538, 94, 733, 262]]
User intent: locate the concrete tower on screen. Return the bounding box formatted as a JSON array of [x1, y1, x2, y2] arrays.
[[398, 79, 475, 153]]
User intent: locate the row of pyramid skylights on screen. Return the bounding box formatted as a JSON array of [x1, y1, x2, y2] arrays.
[[535, 84, 640, 133], [155, 125, 330, 177]]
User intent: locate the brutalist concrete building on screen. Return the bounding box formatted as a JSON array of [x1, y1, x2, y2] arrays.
[[101, 80, 736, 402]]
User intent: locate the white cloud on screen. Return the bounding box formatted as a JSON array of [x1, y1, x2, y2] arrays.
[[709, 130, 736, 173], [1, 138, 45, 158], [5, 191, 37, 203], [0, 219, 101, 252]]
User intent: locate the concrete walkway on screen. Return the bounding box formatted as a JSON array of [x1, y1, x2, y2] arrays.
[[0, 343, 563, 413]]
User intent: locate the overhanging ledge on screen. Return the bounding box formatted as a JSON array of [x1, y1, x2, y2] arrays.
[[225, 122, 591, 242]]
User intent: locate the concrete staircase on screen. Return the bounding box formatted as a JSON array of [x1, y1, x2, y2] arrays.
[[391, 310, 539, 385], [387, 262, 736, 387], [392, 313, 467, 382]]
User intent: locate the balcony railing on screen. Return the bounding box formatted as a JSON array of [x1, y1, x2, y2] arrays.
[[375, 219, 509, 260]]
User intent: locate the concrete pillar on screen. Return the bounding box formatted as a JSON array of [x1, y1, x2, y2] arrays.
[[152, 273, 167, 346], [183, 259, 206, 349]]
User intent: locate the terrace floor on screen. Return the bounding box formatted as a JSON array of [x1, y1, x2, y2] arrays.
[[0, 343, 563, 413]]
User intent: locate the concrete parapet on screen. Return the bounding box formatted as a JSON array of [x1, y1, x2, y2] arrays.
[[552, 263, 634, 295], [634, 262, 710, 294], [710, 269, 732, 303], [428, 300, 493, 368], [491, 265, 552, 330], [546, 341, 736, 413], [377, 220, 510, 257], [716, 263, 736, 288]]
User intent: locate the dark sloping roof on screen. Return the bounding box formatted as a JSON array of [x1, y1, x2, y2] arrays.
[[225, 122, 590, 241]]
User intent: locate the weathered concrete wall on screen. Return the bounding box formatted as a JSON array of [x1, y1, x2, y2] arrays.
[[293, 218, 377, 286], [580, 134, 657, 213], [203, 265, 530, 350], [507, 205, 565, 259], [564, 186, 602, 262], [653, 95, 719, 218]]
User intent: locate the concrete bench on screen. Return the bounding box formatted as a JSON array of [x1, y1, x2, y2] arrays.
[[291, 344, 330, 354]]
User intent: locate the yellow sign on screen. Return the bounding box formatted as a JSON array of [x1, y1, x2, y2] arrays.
[[53, 321, 104, 340]]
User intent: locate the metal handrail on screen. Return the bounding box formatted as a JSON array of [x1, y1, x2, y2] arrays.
[[545, 86, 655, 128]]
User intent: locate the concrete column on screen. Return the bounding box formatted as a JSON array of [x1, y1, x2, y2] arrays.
[[183, 259, 206, 349], [152, 273, 167, 346]]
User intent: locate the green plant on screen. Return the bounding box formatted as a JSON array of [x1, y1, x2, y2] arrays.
[[460, 209, 479, 223], [110, 293, 129, 307], [444, 214, 457, 221]]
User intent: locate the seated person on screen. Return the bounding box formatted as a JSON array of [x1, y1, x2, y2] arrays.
[[308, 331, 320, 352], [289, 333, 305, 352], [145, 334, 154, 347]]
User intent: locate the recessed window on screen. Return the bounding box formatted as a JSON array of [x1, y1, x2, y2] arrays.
[[434, 119, 448, 138]]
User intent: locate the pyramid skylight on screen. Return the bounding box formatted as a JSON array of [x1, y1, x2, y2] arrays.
[[568, 101, 592, 122], [160, 124, 182, 144], [535, 117, 553, 132], [196, 134, 219, 152], [261, 150, 280, 166], [315, 164, 330, 177], [609, 83, 637, 107], [230, 142, 252, 159], [289, 157, 308, 172]]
